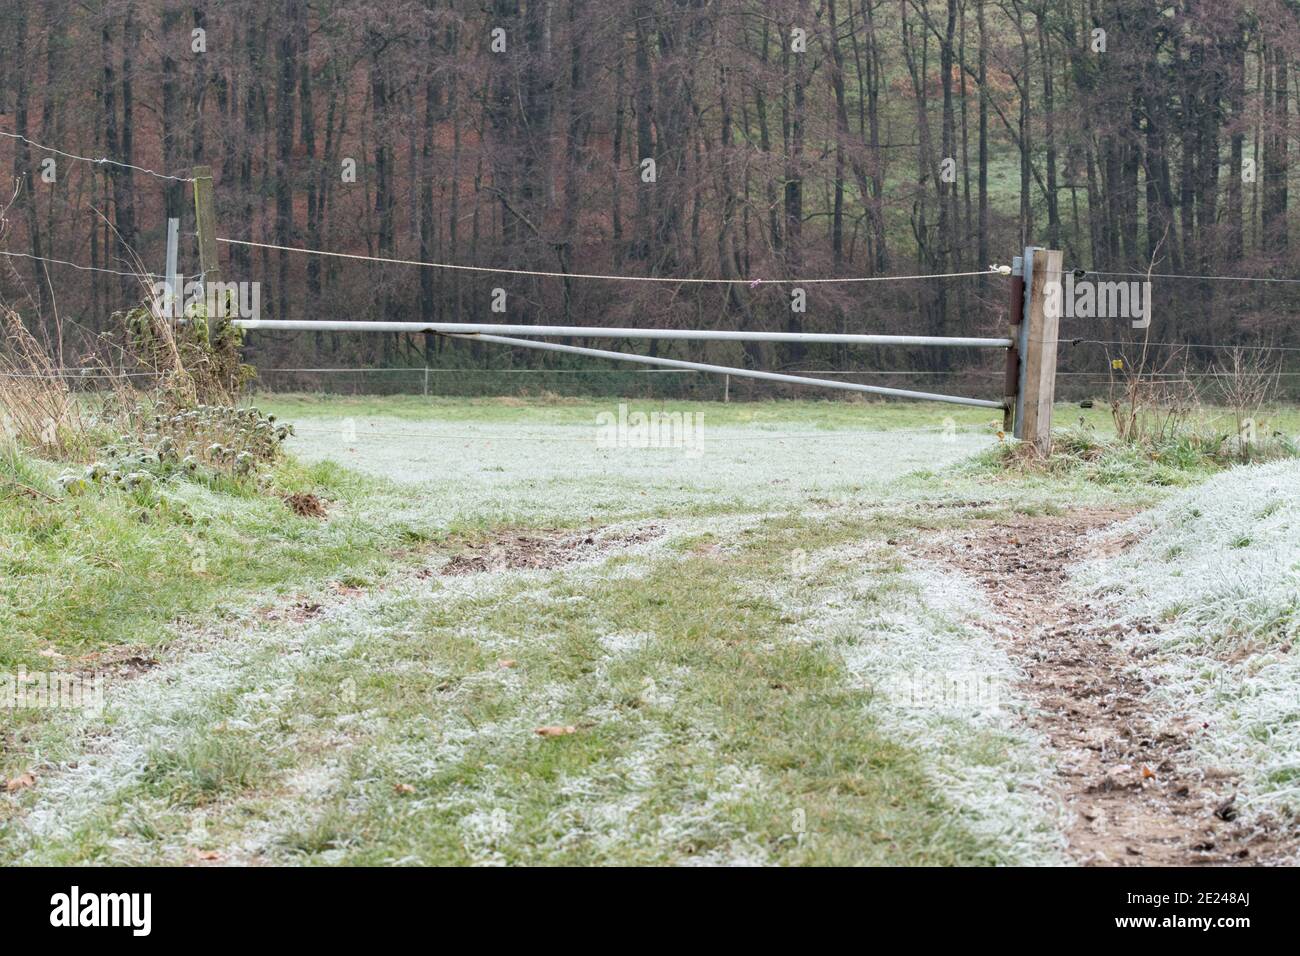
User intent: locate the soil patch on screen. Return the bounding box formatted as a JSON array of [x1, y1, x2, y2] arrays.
[[912, 509, 1294, 866], [440, 525, 663, 576], [284, 492, 327, 518]]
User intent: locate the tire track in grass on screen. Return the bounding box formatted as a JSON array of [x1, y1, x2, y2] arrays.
[[268, 511, 785, 865], [912, 510, 1298, 865], [259, 511, 1017, 865], [0, 516, 703, 864], [741, 530, 1066, 866], [1072, 462, 1300, 860], [8, 501, 1073, 865]]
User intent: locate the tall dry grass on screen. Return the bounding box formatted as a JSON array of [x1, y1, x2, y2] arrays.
[[1, 268, 246, 462], [0, 304, 90, 456]]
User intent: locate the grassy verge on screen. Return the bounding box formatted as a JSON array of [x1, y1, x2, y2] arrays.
[[0, 439, 455, 782], [0, 448, 433, 667], [3, 509, 1060, 865]]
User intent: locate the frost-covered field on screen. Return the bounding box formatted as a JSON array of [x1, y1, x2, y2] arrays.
[[3, 398, 1077, 865], [284, 412, 992, 523], [1075, 460, 1300, 820], [10, 395, 1295, 865]]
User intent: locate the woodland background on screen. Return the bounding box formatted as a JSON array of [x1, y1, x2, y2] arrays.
[[1, 0, 1298, 398]]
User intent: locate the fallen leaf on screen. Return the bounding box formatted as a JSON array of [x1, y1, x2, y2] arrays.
[[1141, 765, 1156, 780], [535, 725, 577, 737], [394, 783, 416, 795], [498, 659, 518, 669], [5, 773, 36, 793]]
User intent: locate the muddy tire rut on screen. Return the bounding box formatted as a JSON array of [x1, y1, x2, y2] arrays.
[[439, 525, 663, 576], [913, 509, 1293, 866]]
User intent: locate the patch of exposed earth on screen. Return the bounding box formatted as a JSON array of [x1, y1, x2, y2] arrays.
[[912, 509, 1295, 866], [439, 525, 664, 575]]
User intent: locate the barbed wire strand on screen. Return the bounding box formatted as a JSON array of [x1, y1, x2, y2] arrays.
[[215, 237, 999, 286], [1083, 268, 1300, 285], [0, 129, 197, 183], [0, 248, 204, 281]]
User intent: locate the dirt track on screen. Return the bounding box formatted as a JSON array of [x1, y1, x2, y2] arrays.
[[915, 511, 1295, 866]]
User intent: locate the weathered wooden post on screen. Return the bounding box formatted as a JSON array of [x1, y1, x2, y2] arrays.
[[192, 164, 244, 396], [192, 165, 221, 324], [1012, 246, 1064, 455], [1002, 255, 1024, 433]]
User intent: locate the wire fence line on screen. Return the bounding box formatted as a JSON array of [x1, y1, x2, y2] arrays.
[[0, 369, 162, 380], [254, 365, 1007, 376], [249, 366, 1300, 379], [1082, 268, 1300, 285], [226, 235, 1300, 288], [0, 129, 197, 183], [2, 129, 1296, 287], [1061, 338, 1300, 353], [0, 249, 203, 282], [0, 134, 1294, 399], [6, 364, 1298, 382], [216, 237, 1001, 286], [287, 424, 996, 444]]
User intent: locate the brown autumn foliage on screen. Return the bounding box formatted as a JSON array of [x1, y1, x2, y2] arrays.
[[0, 0, 1297, 399]]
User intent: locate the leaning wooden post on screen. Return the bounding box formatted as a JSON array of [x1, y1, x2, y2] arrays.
[[192, 165, 222, 328], [1014, 246, 1064, 455]]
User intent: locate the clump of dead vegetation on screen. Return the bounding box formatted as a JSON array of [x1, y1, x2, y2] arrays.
[[1211, 345, 1286, 464], [986, 333, 1295, 484], [283, 491, 327, 518], [1, 276, 284, 497], [0, 306, 92, 457]]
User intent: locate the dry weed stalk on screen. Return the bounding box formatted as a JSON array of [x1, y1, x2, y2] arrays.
[[0, 304, 88, 455], [1213, 346, 1282, 461], [2, 193, 250, 460], [1105, 230, 1198, 445]]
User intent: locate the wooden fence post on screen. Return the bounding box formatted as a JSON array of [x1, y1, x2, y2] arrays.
[[1014, 246, 1064, 455], [192, 165, 222, 324], [1002, 255, 1024, 433]]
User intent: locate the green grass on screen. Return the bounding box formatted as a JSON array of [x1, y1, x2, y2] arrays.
[[0, 450, 433, 669], [965, 416, 1299, 489], [261, 392, 1300, 442], [278, 514, 1003, 865], [5, 393, 1295, 865], [6, 508, 1050, 865]]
